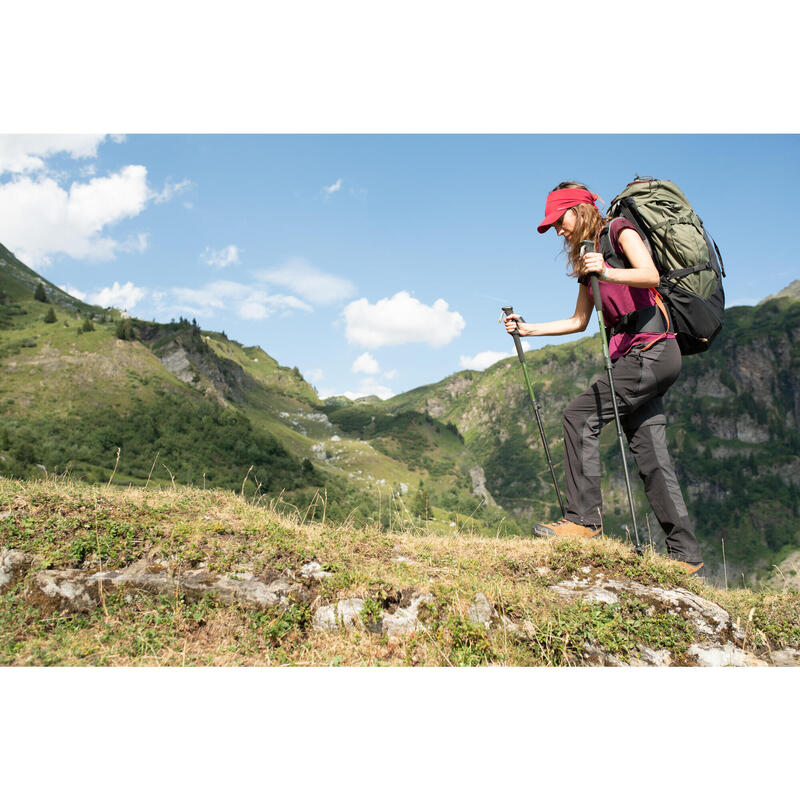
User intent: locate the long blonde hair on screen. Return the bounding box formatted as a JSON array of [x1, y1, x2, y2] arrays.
[[552, 181, 611, 277]]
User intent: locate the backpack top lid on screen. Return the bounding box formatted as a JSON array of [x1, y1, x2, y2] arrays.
[[610, 177, 692, 211]]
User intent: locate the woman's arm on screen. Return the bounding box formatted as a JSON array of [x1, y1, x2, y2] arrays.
[[579, 228, 660, 289], [505, 285, 594, 337]]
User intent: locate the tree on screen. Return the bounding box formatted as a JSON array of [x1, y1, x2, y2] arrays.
[[81, 318, 95, 332], [44, 307, 57, 324], [115, 319, 134, 340], [34, 283, 48, 303], [412, 482, 434, 520]]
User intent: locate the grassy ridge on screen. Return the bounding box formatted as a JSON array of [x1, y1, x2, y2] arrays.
[[1, 477, 798, 666]]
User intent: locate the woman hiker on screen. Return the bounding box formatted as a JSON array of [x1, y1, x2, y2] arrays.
[[504, 181, 704, 575]]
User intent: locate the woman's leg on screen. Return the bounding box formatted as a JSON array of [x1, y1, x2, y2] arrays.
[[560, 339, 697, 549], [623, 398, 703, 563], [561, 346, 655, 527]]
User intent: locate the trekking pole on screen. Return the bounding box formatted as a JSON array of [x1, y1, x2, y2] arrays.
[[501, 306, 566, 517], [580, 242, 643, 555]]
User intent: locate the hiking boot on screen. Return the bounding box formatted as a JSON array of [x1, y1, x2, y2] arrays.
[[533, 519, 601, 539], [675, 560, 705, 576]]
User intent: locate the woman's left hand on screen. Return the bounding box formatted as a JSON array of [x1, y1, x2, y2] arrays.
[[579, 252, 605, 279]]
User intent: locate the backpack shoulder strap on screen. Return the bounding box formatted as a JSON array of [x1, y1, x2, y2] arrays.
[[599, 219, 629, 270]]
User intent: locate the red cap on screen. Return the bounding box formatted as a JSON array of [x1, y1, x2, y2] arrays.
[[537, 188, 598, 233]]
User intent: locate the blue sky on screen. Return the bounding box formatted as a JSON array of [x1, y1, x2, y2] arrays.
[[1, 134, 797, 399]]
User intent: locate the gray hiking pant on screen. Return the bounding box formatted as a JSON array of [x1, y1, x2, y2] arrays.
[[561, 338, 703, 563]]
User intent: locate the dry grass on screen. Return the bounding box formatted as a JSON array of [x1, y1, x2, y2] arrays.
[[1, 476, 798, 666]]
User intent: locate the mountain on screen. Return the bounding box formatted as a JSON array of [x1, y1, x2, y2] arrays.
[[0, 244, 470, 533], [759, 280, 800, 304], [2, 246, 799, 584]]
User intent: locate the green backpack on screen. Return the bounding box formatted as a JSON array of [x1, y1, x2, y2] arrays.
[[600, 177, 726, 355]]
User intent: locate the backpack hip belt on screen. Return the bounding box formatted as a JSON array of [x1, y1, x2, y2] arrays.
[[606, 303, 668, 340]]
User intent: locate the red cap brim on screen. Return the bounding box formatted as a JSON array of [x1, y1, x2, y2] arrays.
[[537, 210, 562, 234]]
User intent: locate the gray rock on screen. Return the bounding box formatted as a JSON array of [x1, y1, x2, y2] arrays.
[[551, 582, 619, 605], [312, 605, 337, 630], [581, 644, 625, 666], [382, 593, 434, 639], [467, 592, 498, 629], [688, 644, 768, 667], [158, 345, 195, 385], [631, 646, 672, 667], [313, 598, 365, 631], [768, 648, 800, 666], [300, 561, 332, 580], [21, 559, 308, 614], [0, 549, 34, 592], [88, 560, 176, 597], [469, 466, 497, 507], [500, 615, 520, 633], [579, 643, 672, 667], [27, 570, 98, 613], [87, 560, 307, 609], [549, 575, 743, 642]]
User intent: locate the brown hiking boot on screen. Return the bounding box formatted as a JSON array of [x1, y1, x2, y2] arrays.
[[675, 560, 705, 576], [533, 519, 601, 539]]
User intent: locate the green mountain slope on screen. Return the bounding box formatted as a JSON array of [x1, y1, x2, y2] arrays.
[[0, 254, 464, 531]]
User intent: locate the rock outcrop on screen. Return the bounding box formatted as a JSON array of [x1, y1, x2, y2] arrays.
[[3, 545, 798, 666], [5, 552, 313, 614]]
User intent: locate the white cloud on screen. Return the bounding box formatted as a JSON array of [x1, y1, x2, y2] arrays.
[[343, 291, 466, 348], [153, 178, 193, 204], [0, 136, 189, 268], [323, 178, 343, 196], [341, 377, 395, 401], [256, 258, 356, 305], [201, 244, 240, 269], [0, 166, 151, 267], [0, 134, 109, 175], [88, 281, 147, 310], [459, 350, 511, 371], [59, 285, 87, 302], [459, 341, 529, 371], [118, 233, 150, 254], [165, 280, 311, 320], [306, 368, 324, 383], [352, 352, 379, 374], [384, 369, 397, 379]]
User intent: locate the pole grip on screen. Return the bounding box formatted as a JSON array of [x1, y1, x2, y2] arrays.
[[502, 306, 527, 361], [580, 241, 604, 315]]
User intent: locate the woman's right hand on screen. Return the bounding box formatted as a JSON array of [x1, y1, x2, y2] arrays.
[[504, 314, 524, 335]]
